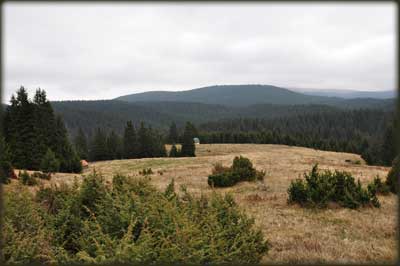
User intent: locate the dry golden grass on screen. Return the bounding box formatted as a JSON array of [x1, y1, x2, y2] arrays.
[[7, 144, 398, 263]]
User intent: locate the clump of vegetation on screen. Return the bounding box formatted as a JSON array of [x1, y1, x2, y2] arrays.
[[287, 164, 380, 209], [31, 171, 52, 180], [19, 170, 38, 186], [386, 155, 399, 194], [139, 168, 153, 176], [368, 176, 390, 195], [208, 156, 265, 187], [3, 172, 269, 264]]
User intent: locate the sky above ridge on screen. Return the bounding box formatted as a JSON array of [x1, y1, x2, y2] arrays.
[[3, 2, 396, 102]]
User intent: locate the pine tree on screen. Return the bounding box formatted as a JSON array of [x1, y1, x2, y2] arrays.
[[74, 128, 89, 160], [137, 122, 152, 158], [40, 148, 60, 173], [4, 87, 36, 169], [89, 128, 108, 161], [106, 130, 120, 160], [181, 122, 196, 157], [123, 121, 138, 159], [52, 116, 82, 173], [152, 130, 167, 157], [168, 122, 179, 144]]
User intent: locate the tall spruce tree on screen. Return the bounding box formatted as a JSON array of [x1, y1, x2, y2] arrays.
[[32, 88, 56, 168], [168, 122, 179, 144], [52, 116, 82, 173], [106, 130, 120, 160], [74, 128, 89, 160], [137, 121, 153, 158], [123, 121, 138, 159], [151, 129, 167, 157], [3, 87, 36, 169], [89, 128, 108, 161], [181, 122, 196, 157]]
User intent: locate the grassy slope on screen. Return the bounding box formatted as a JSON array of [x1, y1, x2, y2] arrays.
[[9, 144, 397, 264]]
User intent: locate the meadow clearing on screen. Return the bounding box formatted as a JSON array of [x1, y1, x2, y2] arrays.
[[8, 144, 398, 263]]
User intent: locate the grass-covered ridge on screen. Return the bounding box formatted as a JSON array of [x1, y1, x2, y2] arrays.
[[3, 172, 269, 264]]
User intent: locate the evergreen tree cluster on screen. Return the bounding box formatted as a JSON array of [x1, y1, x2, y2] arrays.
[[3, 87, 82, 173], [166, 122, 197, 157], [81, 121, 167, 162]]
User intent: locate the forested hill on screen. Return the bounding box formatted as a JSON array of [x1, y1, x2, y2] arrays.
[[49, 98, 395, 138], [115, 84, 395, 107]]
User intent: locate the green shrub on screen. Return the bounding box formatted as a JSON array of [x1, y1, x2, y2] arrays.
[[287, 164, 380, 209], [232, 156, 257, 181], [208, 156, 265, 187], [386, 155, 399, 194], [19, 170, 37, 186], [368, 176, 390, 195], [3, 185, 56, 264], [5, 172, 269, 264], [208, 171, 240, 187]]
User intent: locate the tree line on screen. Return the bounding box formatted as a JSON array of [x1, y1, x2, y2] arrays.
[[75, 121, 197, 162], [197, 110, 398, 166]]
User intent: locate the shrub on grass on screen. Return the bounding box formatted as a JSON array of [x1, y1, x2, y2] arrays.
[[208, 171, 241, 187], [287, 164, 380, 209], [368, 176, 390, 195], [208, 156, 265, 187]]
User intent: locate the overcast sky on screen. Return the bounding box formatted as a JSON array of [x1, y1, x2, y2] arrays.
[[3, 2, 396, 102]]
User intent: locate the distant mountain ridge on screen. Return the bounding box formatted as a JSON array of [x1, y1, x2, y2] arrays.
[[115, 84, 395, 107], [290, 88, 396, 99]]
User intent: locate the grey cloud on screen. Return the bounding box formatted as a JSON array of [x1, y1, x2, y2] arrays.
[[3, 2, 396, 102]]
